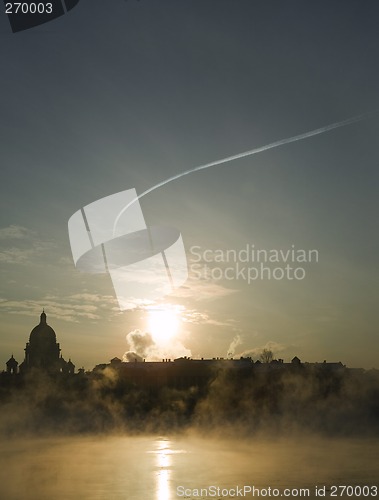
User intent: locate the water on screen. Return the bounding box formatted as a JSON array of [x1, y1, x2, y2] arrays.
[[0, 435, 377, 499]]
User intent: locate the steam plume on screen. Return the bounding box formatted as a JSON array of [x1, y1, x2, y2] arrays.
[[227, 335, 243, 358], [123, 329, 191, 362]]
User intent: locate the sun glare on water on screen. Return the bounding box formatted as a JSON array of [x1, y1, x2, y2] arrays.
[[147, 307, 180, 344]]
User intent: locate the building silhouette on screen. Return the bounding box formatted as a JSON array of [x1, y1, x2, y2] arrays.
[[4, 312, 345, 385], [6, 354, 18, 374], [94, 355, 345, 390], [5, 311, 75, 375]]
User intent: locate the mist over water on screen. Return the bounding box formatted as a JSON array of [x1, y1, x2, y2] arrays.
[[0, 435, 378, 499], [1, 365, 378, 498], [1, 363, 379, 437]]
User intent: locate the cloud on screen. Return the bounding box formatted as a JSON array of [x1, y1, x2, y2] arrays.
[[111, 294, 236, 329], [0, 225, 34, 240], [0, 293, 119, 323], [181, 309, 237, 328], [69, 293, 112, 304], [171, 280, 238, 302], [147, 302, 238, 328], [0, 247, 46, 265], [109, 297, 155, 311], [0, 225, 56, 265]]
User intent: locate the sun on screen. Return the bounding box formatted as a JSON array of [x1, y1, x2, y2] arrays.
[[147, 307, 180, 344]]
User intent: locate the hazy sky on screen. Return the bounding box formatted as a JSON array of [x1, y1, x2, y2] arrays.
[[1, 0, 378, 370]]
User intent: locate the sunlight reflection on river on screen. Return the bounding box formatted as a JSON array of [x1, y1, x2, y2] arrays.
[[148, 438, 187, 500], [0, 435, 377, 499]]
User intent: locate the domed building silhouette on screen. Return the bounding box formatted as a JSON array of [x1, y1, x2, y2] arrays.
[[6, 311, 75, 375]]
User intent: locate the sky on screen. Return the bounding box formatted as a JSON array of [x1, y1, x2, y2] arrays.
[[0, 0, 378, 370]]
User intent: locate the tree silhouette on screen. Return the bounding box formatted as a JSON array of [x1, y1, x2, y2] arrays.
[[260, 349, 274, 363]]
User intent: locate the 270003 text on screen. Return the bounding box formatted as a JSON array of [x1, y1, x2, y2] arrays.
[[5, 3, 53, 14], [328, 485, 377, 497]]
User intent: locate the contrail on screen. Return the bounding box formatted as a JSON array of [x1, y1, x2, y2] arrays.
[[113, 110, 376, 235]]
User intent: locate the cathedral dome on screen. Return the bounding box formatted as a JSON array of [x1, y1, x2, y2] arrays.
[[29, 311, 57, 344]]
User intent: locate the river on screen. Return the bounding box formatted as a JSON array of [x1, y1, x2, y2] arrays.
[[0, 435, 377, 499]]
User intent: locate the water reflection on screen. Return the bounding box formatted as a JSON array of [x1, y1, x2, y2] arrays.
[[156, 440, 172, 500], [156, 466, 171, 500], [148, 439, 188, 500], [0, 436, 377, 499]]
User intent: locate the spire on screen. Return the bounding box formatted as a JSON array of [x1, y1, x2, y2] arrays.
[[40, 310, 47, 324]]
